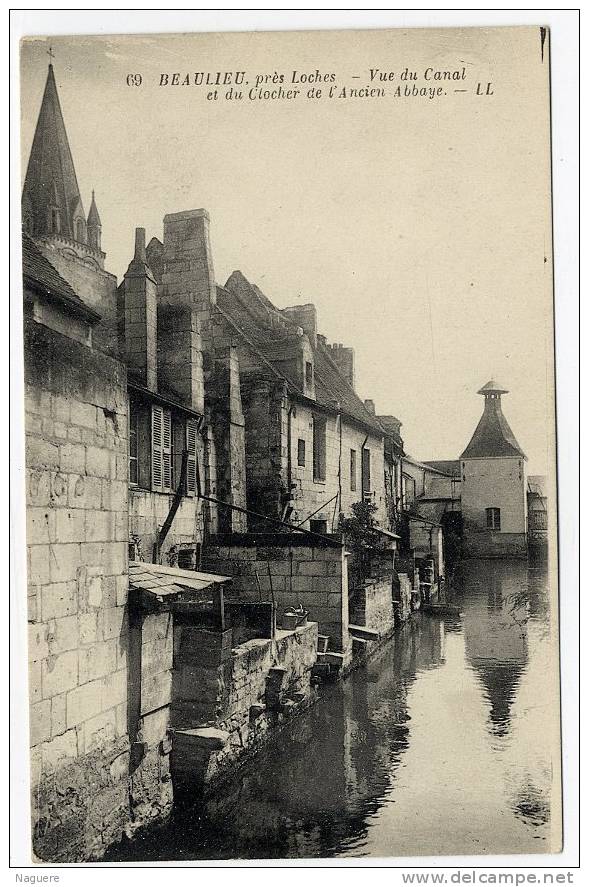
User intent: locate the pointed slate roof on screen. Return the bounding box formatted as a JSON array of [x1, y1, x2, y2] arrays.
[[87, 190, 101, 227], [217, 271, 385, 435], [22, 64, 84, 239], [461, 382, 525, 459]]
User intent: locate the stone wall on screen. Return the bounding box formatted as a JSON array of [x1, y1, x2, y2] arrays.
[[35, 240, 119, 357], [171, 621, 318, 793], [128, 490, 204, 565], [289, 405, 388, 529], [350, 577, 395, 639], [25, 316, 131, 861], [202, 534, 350, 653], [461, 456, 528, 558], [25, 315, 173, 861], [241, 377, 288, 524], [461, 530, 528, 558]]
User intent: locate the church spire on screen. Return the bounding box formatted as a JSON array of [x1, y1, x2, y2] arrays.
[[22, 62, 85, 241]]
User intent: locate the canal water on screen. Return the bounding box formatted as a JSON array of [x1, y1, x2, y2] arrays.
[[112, 558, 560, 861]]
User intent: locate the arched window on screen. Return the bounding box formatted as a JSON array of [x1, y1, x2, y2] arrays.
[[76, 218, 86, 243], [50, 208, 60, 234], [486, 507, 501, 530]]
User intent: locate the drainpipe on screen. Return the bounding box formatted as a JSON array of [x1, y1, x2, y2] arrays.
[[334, 409, 342, 530]]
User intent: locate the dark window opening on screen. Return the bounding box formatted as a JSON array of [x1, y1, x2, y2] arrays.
[[312, 416, 326, 482], [305, 361, 313, 386], [177, 548, 197, 570], [350, 449, 357, 491], [486, 507, 501, 530], [297, 438, 306, 467], [309, 519, 328, 535]]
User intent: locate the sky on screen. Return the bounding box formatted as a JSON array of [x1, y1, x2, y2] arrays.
[[19, 27, 555, 474]]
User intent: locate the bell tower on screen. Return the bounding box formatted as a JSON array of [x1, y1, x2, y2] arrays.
[[460, 381, 528, 558], [22, 56, 118, 354]]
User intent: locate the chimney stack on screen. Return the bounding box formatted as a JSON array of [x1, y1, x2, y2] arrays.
[[123, 226, 157, 391], [282, 303, 317, 348], [326, 342, 355, 389], [158, 209, 217, 412]]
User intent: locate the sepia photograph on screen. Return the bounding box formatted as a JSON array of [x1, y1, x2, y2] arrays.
[[12, 15, 576, 868]]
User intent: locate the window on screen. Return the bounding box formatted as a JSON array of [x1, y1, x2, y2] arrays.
[[350, 449, 357, 491], [486, 507, 501, 530], [305, 361, 313, 386], [129, 402, 139, 485], [76, 218, 86, 243], [362, 448, 371, 493], [297, 438, 306, 467], [186, 419, 198, 495], [177, 548, 197, 570], [310, 519, 328, 535], [50, 208, 60, 234], [152, 405, 172, 492], [312, 416, 326, 482]]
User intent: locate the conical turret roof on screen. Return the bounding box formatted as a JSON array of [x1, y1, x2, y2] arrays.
[[461, 382, 526, 459], [22, 64, 84, 239]]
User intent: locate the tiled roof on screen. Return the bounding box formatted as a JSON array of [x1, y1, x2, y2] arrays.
[[22, 233, 100, 322], [314, 344, 384, 433], [217, 273, 384, 435], [423, 460, 461, 476]]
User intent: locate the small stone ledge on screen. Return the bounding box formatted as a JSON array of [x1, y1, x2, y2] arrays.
[[171, 726, 229, 750]]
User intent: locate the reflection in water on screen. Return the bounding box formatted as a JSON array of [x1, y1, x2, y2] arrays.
[[458, 560, 529, 737], [110, 559, 557, 861]]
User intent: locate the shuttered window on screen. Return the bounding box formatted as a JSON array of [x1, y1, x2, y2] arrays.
[[186, 419, 198, 496], [362, 448, 371, 493], [312, 416, 326, 482], [152, 405, 172, 492], [129, 401, 139, 485]]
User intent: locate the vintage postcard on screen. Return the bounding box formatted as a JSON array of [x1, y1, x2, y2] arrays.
[[18, 25, 561, 862]]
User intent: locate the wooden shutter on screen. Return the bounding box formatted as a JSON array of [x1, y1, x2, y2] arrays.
[[362, 448, 371, 493], [186, 420, 198, 495], [151, 405, 163, 491], [162, 409, 172, 491]]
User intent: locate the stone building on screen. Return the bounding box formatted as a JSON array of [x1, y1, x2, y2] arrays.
[[21, 63, 190, 860], [21, 60, 413, 861], [459, 381, 528, 557]]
